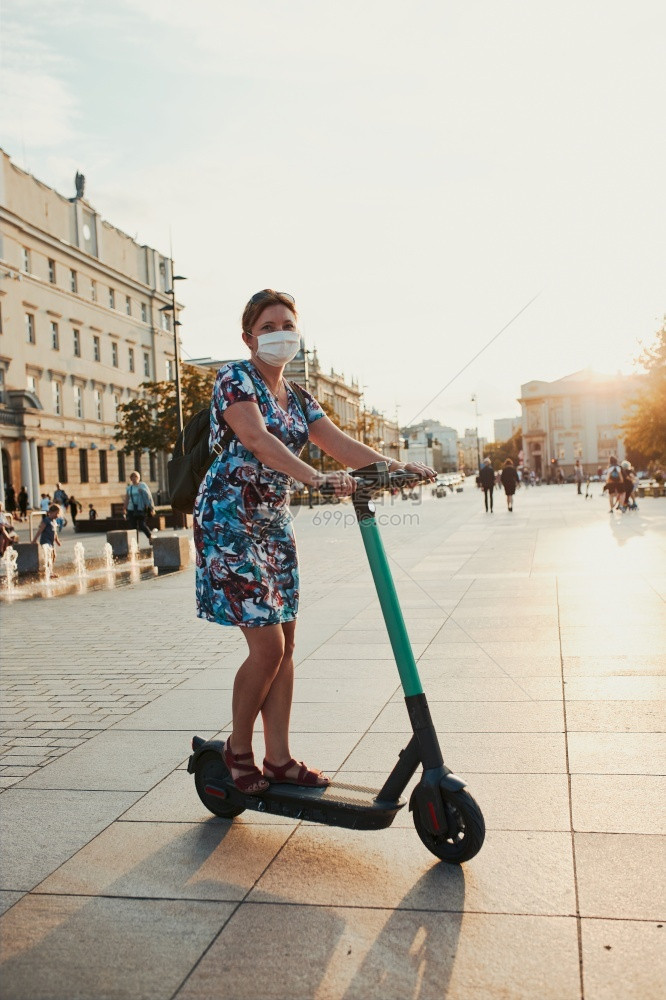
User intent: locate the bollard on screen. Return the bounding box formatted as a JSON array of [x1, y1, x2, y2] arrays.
[[106, 530, 135, 558], [151, 535, 191, 570], [15, 542, 47, 575]]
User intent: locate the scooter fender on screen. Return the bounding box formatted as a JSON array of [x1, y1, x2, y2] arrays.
[[409, 768, 467, 836], [187, 738, 226, 774]]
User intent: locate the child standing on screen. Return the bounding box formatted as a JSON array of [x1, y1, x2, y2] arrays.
[[32, 503, 62, 575]]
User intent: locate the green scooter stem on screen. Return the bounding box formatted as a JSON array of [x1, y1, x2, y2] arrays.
[[358, 515, 424, 698]]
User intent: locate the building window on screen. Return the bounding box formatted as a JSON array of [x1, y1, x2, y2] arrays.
[[143, 352, 150, 378], [0, 369, 4, 403], [57, 447, 68, 483], [149, 452, 157, 480], [22, 247, 30, 273], [52, 381, 62, 416], [26, 313, 36, 344], [27, 374, 37, 394], [141, 302, 148, 323], [37, 445, 45, 484], [50, 321, 59, 350], [79, 448, 89, 483], [74, 384, 83, 419], [70, 269, 78, 293], [133, 450, 142, 476], [91, 279, 97, 302], [125, 295, 131, 316], [48, 259, 56, 283], [73, 329, 81, 357], [117, 451, 126, 482], [160, 311, 171, 332], [99, 449, 108, 483], [111, 341, 118, 367], [93, 335, 101, 362], [109, 287, 115, 309], [94, 388, 103, 421], [553, 406, 564, 428], [112, 393, 120, 420], [128, 347, 135, 373], [166, 359, 173, 380]]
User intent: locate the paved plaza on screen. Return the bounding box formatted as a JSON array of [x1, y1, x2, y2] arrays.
[[0, 484, 664, 1000]]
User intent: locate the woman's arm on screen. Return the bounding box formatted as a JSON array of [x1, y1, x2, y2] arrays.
[[308, 416, 404, 471], [224, 402, 339, 487]]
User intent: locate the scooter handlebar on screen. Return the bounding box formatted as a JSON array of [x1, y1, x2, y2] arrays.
[[317, 463, 432, 499]]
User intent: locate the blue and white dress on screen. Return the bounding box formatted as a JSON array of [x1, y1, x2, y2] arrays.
[[194, 359, 324, 627]]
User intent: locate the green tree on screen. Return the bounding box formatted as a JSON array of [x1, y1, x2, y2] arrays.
[[483, 428, 522, 466], [622, 319, 666, 469], [114, 363, 216, 453]]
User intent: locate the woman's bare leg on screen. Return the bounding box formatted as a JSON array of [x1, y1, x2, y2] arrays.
[[261, 620, 329, 785], [261, 620, 296, 763], [231, 624, 285, 757]]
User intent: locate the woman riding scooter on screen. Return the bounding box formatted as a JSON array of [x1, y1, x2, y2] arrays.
[[194, 289, 433, 795]]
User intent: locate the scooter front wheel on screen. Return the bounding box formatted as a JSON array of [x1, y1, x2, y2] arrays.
[[413, 788, 485, 864], [194, 751, 246, 819]]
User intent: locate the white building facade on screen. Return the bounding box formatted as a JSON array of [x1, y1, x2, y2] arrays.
[[518, 369, 642, 478], [0, 150, 178, 513]]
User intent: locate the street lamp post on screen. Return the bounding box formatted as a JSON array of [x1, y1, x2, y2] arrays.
[[471, 394, 481, 471], [159, 263, 187, 438]]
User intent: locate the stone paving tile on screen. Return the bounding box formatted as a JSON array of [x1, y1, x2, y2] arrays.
[[0, 895, 236, 1000], [373, 700, 564, 733], [249, 825, 576, 916], [34, 819, 297, 901], [0, 892, 25, 916], [565, 700, 664, 732], [567, 732, 666, 774], [571, 775, 666, 834], [575, 833, 666, 920], [0, 788, 142, 891], [176, 904, 581, 1000], [581, 918, 666, 1000]]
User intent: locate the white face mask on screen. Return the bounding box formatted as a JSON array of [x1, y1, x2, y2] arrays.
[[255, 329, 300, 366]]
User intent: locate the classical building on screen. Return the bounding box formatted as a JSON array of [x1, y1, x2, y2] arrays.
[[0, 150, 178, 514], [518, 369, 642, 477]]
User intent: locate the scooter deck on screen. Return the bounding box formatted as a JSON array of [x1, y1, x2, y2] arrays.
[[189, 738, 406, 831], [240, 779, 405, 829]]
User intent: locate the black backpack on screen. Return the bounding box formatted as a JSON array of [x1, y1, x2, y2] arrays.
[[167, 372, 307, 514]]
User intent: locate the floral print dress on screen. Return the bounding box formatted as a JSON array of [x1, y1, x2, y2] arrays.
[[194, 359, 324, 628]]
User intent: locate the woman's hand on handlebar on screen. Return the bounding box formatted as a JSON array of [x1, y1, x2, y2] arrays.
[[401, 461, 436, 482], [313, 470, 356, 497]]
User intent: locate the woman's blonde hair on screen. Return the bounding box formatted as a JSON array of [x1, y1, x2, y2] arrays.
[[241, 289, 298, 334]]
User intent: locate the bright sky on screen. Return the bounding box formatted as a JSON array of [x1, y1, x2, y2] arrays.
[[1, 0, 664, 440]]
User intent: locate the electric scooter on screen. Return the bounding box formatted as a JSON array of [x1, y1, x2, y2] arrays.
[[188, 462, 485, 864]]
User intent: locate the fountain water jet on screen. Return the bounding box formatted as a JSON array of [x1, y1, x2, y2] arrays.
[[42, 544, 55, 583], [2, 547, 18, 595], [102, 542, 114, 571], [73, 541, 86, 578]]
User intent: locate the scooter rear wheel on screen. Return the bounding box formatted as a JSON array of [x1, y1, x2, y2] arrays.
[[413, 788, 485, 864], [194, 751, 246, 819]]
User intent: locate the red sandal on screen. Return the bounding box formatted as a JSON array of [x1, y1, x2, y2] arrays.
[[223, 739, 269, 794], [263, 757, 330, 787]]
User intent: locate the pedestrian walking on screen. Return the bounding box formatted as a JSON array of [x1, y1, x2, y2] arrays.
[[124, 471, 155, 543], [605, 456, 624, 512], [68, 495, 82, 525], [478, 458, 495, 513], [500, 458, 519, 511], [17, 486, 29, 521], [32, 503, 62, 574], [619, 461, 637, 511], [88, 504, 97, 520], [194, 287, 434, 794], [39, 494, 51, 512], [574, 459, 584, 495], [5, 484, 17, 518]]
